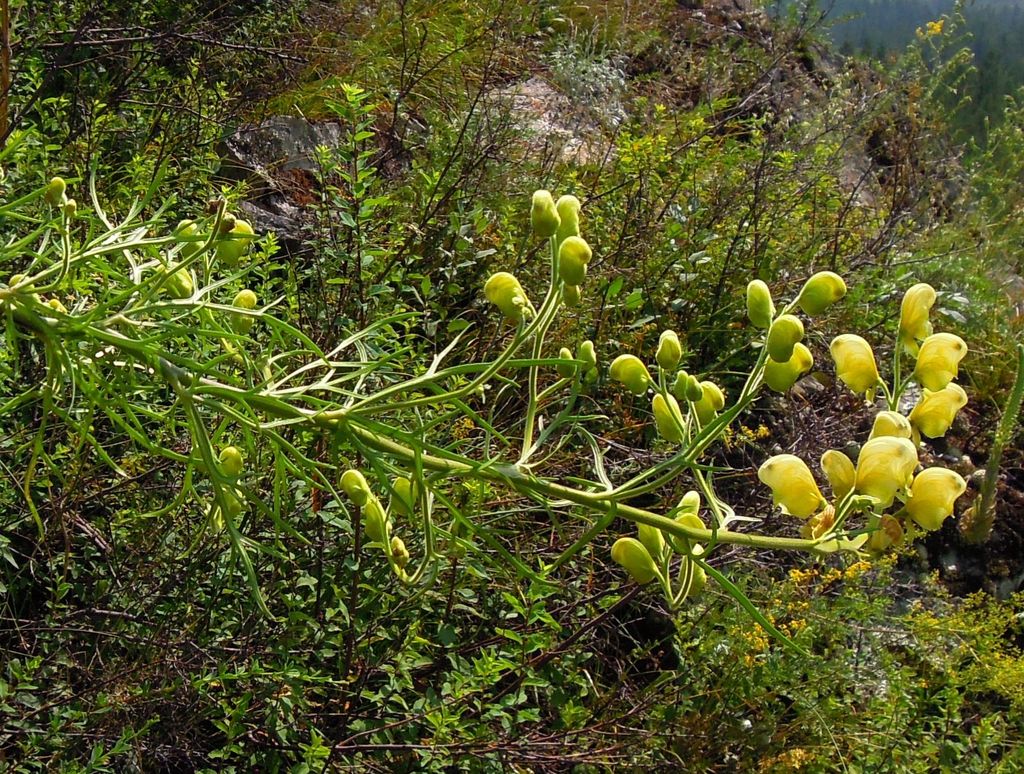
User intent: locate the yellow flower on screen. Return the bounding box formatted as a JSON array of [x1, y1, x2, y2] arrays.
[[610, 537, 657, 584], [908, 383, 968, 439], [656, 329, 683, 371], [867, 514, 904, 553], [652, 393, 685, 443], [758, 454, 825, 518], [484, 272, 531, 323], [914, 332, 967, 391], [801, 504, 836, 540], [926, 19, 944, 36], [766, 314, 805, 362], [636, 523, 667, 563], [746, 279, 775, 329], [530, 189, 560, 238], [555, 194, 581, 245], [610, 354, 652, 395], [855, 437, 918, 507], [558, 236, 592, 285], [898, 283, 936, 354], [563, 284, 581, 307], [820, 449, 856, 499], [869, 410, 912, 440], [693, 380, 725, 425], [906, 467, 966, 531], [830, 334, 880, 397], [764, 343, 813, 393], [796, 271, 847, 316]]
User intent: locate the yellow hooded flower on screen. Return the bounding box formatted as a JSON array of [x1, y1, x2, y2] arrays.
[[652, 393, 685, 443], [746, 280, 775, 329], [610, 537, 657, 584], [914, 332, 967, 391], [609, 354, 652, 395], [563, 284, 581, 307], [555, 194, 581, 245], [867, 514, 904, 553], [558, 236, 592, 285], [484, 272, 531, 323], [830, 334, 880, 397], [766, 314, 805, 363], [764, 343, 813, 393], [820, 450, 856, 499], [636, 523, 667, 563], [908, 383, 968, 439], [656, 330, 683, 371], [869, 410, 913, 440], [693, 380, 726, 425], [530, 189, 560, 238], [906, 467, 967, 531], [796, 271, 847, 316], [758, 454, 825, 518], [898, 283, 936, 354], [855, 436, 918, 507]]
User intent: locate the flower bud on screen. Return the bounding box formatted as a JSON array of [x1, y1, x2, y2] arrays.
[[869, 410, 912, 440], [898, 283, 936, 354], [764, 343, 813, 392], [796, 271, 847, 316], [231, 288, 258, 334], [556, 347, 577, 379], [908, 383, 968, 439], [215, 219, 255, 267], [682, 374, 704, 402], [165, 266, 194, 299], [484, 272, 531, 323], [555, 195, 581, 245], [46, 298, 68, 314], [855, 436, 918, 507], [758, 454, 824, 518], [391, 476, 418, 517], [563, 284, 581, 307], [766, 314, 804, 363], [820, 450, 855, 499], [675, 490, 702, 520], [558, 236, 592, 285], [693, 380, 725, 425], [685, 561, 707, 597], [610, 537, 657, 584], [530, 189, 560, 238], [63, 198, 77, 219], [44, 177, 66, 207], [609, 354, 651, 395], [363, 498, 389, 543], [579, 340, 597, 372], [390, 536, 411, 568], [340, 469, 371, 506], [175, 219, 202, 259], [217, 212, 237, 234], [746, 280, 775, 329], [830, 334, 880, 397], [914, 333, 967, 391], [219, 446, 244, 478], [906, 467, 967, 531], [656, 330, 683, 371], [637, 523, 666, 563], [652, 393, 685, 443]]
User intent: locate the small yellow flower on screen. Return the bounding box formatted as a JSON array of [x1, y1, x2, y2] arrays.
[[610, 537, 657, 584], [830, 334, 880, 397], [555, 194, 581, 245], [693, 380, 726, 425], [908, 383, 968, 439], [926, 19, 944, 36], [767, 314, 805, 362], [795, 271, 847, 316], [530, 189, 560, 238], [746, 279, 775, 329], [764, 343, 813, 392], [484, 272, 531, 323], [610, 354, 652, 395], [758, 454, 825, 519], [820, 449, 856, 499], [656, 329, 683, 371], [855, 436, 918, 507], [906, 467, 966, 531], [652, 393, 685, 443], [898, 283, 936, 354], [869, 410, 913, 440], [914, 332, 967, 391]]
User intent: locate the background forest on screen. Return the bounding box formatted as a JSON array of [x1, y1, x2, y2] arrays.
[[1, 0, 1023, 771]]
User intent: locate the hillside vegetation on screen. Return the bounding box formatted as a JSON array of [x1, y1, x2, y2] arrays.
[[1, 0, 1023, 770]]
